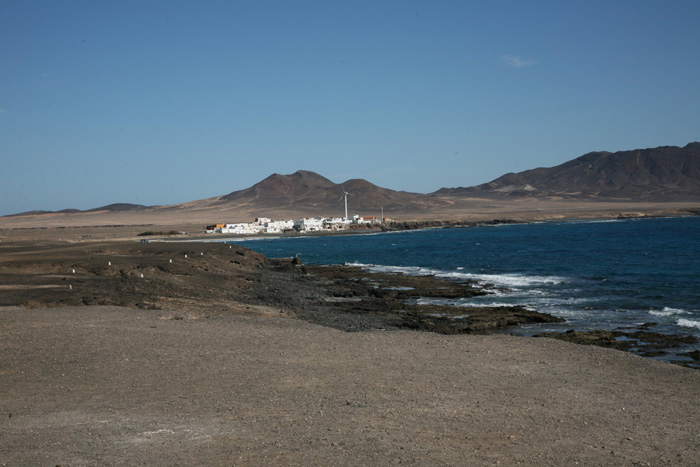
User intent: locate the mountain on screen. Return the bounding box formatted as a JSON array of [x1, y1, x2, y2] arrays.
[[5, 143, 700, 223], [5, 203, 151, 218], [215, 170, 448, 214], [1, 171, 446, 221], [435, 143, 700, 200], [220, 170, 337, 205]]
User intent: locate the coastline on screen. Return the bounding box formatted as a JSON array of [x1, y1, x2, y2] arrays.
[[1, 236, 697, 366], [2, 233, 700, 463], [71, 208, 700, 245], [136, 206, 700, 243], [0, 240, 562, 334], [2, 199, 699, 243]]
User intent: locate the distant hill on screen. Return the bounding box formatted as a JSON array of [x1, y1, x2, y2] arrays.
[[1, 171, 446, 220], [5, 143, 700, 222], [5, 203, 151, 218], [435, 143, 700, 200], [217, 170, 447, 214], [85, 203, 153, 213]]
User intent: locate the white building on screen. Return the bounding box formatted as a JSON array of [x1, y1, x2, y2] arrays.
[[209, 215, 357, 234], [265, 219, 294, 233], [323, 217, 346, 230], [294, 217, 324, 232], [221, 223, 254, 235]]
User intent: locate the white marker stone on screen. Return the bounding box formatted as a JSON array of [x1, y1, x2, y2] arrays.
[[108, 261, 111, 266], [69, 284, 72, 290], [169, 259, 172, 263], [72, 269, 75, 274], [184, 254, 188, 258], [140, 273, 144, 278]]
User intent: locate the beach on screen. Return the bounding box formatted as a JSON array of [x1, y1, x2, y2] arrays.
[[0, 234, 699, 465]]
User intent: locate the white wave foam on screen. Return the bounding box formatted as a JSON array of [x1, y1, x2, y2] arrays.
[[415, 297, 532, 309], [649, 307, 687, 317], [346, 263, 446, 278], [438, 271, 565, 288], [476, 273, 565, 287], [534, 296, 590, 306], [677, 318, 700, 329], [346, 262, 566, 289], [578, 219, 625, 224], [457, 302, 533, 309], [225, 236, 295, 243]]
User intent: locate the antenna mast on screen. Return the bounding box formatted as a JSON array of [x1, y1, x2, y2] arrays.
[[344, 191, 349, 220]]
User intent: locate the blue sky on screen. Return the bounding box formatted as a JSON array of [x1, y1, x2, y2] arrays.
[[2, 0, 699, 215]]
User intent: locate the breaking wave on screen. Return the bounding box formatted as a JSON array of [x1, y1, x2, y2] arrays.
[[345, 263, 566, 289], [677, 318, 700, 329], [649, 307, 687, 317]]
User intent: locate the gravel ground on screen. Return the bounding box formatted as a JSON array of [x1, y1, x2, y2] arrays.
[[2, 305, 699, 466]]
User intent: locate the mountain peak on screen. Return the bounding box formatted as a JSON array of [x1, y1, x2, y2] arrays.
[[216, 170, 449, 214], [342, 178, 377, 190], [439, 143, 700, 201]]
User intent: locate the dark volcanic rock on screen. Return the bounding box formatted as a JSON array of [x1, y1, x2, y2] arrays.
[[680, 350, 700, 362], [535, 329, 699, 366], [252, 262, 564, 334]]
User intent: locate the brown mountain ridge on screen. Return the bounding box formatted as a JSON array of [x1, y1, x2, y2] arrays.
[[436, 142, 700, 200], [217, 170, 448, 214], [4, 142, 700, 221]]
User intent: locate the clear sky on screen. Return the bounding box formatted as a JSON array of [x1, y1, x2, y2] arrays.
[[2, 0, 699, 216]]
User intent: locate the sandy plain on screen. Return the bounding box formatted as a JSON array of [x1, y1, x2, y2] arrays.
[[3, 197, 700, 240], [1, 200, 700, 465], [2, 305, 699, 466]]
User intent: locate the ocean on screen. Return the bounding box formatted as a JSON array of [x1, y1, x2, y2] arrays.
[[226, 216, 700, 364]]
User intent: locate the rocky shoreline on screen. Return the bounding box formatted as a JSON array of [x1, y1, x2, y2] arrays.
[[0, 240, 559, 336], [264, 260, 700, 368], [3, 238, 698, 367], [534, 329, 699, 366], [257, 260, 564, 334]]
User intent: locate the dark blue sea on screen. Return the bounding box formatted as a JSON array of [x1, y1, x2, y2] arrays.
[[227, 216, 700, 364]]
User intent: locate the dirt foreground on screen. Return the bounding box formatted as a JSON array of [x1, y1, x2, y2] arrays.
[[1, 306, 699, 466]]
